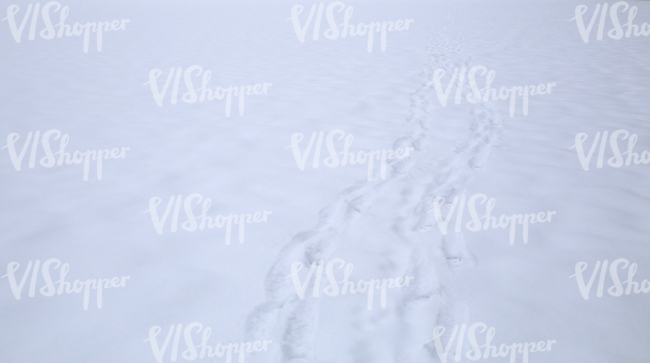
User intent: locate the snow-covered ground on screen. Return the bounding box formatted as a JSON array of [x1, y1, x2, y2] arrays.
[[1, 0, 650, 362]]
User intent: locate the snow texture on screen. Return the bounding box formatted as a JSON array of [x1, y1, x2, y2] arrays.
[[1, 0, 649, 363]]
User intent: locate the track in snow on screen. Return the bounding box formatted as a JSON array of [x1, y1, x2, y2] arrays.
[[244, 13, 505, 363]]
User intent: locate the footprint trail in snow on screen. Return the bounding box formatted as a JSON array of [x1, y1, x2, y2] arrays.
[[244, 14, 505, 363]]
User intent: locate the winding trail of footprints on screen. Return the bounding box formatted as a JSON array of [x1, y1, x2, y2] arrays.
[[244, 13, 506, 363]]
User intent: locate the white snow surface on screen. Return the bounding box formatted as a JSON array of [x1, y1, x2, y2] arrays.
[[1, 0, 650, 362]]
